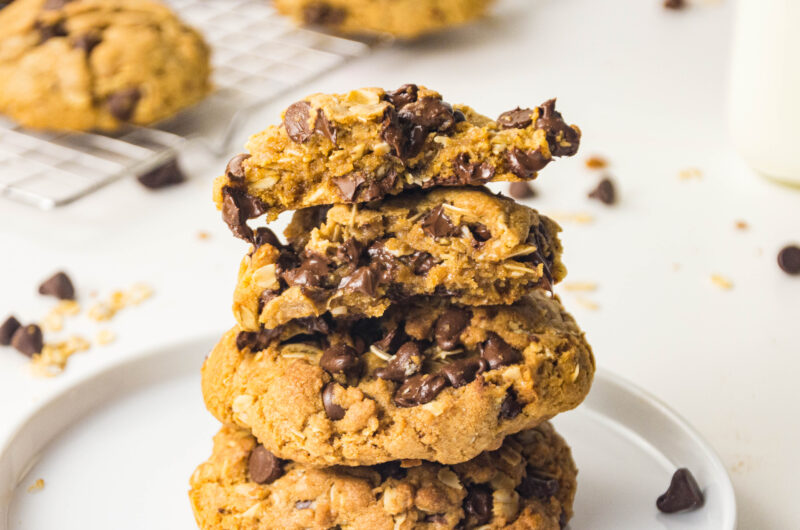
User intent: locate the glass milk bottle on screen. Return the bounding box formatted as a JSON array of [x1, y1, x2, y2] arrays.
[[729, 0, 800, 186]]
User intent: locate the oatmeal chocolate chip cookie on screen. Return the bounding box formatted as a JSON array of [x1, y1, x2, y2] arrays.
[[273, 0, 494, 39], [190, 422, 576, 530], [213, 85, 581, 230], [0, 0, 211, 131], [202, 290, 594, 466], [233, 187, 565, 331]]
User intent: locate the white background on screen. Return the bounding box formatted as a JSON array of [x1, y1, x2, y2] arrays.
[[0, 0, 798, 528]]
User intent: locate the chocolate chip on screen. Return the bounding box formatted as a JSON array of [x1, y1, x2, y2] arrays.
[[380, 107, 405, 157], [322, 382, 345, 420], [236, 328, 281, 352], [336, 238, 362, 267], [302, 2, 346, 25], [394, 374, 448, 408], [497, 107, 534, 129], [225, 153, 250, 183], [0, 316, 21, 346], [314, 109, 337, 143], [340, 266, 377, 296], [398, 97, 456, 133], [506, 147, 550, 178], [440, 357, 487, 388], [508, 181, 536, 199], [403, 124, 428, 159], [434, 308, 471, 351], [480, 333, 522, 369], [11, 324, 43, 357], [664, 0, 686, 9], [535, 99, 580, 157], [366, 241, 400, 284], [469, 223, 491, 243], [385, 84, 419, 109], [296, 315, 331, 335], [463, 484, 492, 526], [372, 324, 405, 354], [36, 21, 68, 42], [777, 245, 800, 275], [453, 153, 495, 185], [333, 173, 366, 202], [221, 187, 267, 242], [320, 344, 362, 378], [499, 389, 522, 419], [408, 251, 435, 275], [253, 227, 281, 249], [295, 500, 313, 510], [38, 271, 75, 300], [358, 169, 398, 202], [284, 101, 313, 143], [657, 468, 704, 513], [137, 159, 185, 189], [248, 444, 284, 484], [517, 469, 559, 499], [421, 206, 459, 239], [588, 178, 616, 205], [374, 341, 422, 382], [283, 253, 329, 289], [107, 87, 141, 122], [73, 32, 101, 54], [258, 289, 278, 313]]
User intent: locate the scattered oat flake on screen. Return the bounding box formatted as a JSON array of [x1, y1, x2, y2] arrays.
[[31, 335, 90, 377], [54, 300, 81, 316], [87, 283, 153, 322], [672, 263, 682, 271], [575, 297, 600, 310], [27, 479, 45, 493], [735, 220, 748, 230], [95, 329, 116, 346], [563, 282, 598, 292], [711, 274, 733, 290], [197, 231, 211, 240], [40, 312, 63, 333], [549, 212, 594, 225], [678, 168, 703, 180], [585, 156, 608, 169]]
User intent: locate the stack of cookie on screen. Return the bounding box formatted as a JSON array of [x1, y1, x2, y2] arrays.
[[190, 85, 596, 529]]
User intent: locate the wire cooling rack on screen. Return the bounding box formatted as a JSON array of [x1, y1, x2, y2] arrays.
[[0, 0, 378, 209]]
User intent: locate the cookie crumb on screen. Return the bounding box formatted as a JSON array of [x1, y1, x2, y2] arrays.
[[27, 479, 45, 493], [585, 156, 608, 169], [574, 297, 600, 310], [197, 231, 211, 240], [678, 167, 702, 180], [735, 220, 748, 230], [95, 329, 116, 346], [562, 282, 598, 292], [672, 263, 682, 271], [710, 274, 733, 290]]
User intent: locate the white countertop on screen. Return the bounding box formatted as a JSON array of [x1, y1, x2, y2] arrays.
[[1, 0, 798, 527]]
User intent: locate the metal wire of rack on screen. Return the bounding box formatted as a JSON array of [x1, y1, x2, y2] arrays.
[[0, 0, 380, 209]]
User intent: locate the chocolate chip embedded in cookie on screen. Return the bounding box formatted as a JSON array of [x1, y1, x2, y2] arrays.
[[233, 187, 565, 331], [212, 85, 581, 228], [189, 422, 577, 529], [0, 0, 211, 131], [202, 290, 594, 466]]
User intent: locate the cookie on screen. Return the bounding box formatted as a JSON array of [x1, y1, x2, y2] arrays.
[[234, 187, 565, 331], [202, 290, 594, 466], [0, 0, 211, 131], [213, 85, 581, 231], [189, 422, 576, 529], [273, 0, 494, 39]]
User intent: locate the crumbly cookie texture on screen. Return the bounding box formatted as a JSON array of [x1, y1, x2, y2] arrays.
[[213, 85, 581, 232], [273, 0, 494, 39], [189, 422, 576, 530], [203, 291, 594, 467], [0, 0, 211, 131], [233, 187, 565, 331]]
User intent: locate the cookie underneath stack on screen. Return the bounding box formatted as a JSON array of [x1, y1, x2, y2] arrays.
[[191, 85, 594, 529]]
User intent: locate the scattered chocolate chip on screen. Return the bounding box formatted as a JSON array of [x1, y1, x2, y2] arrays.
[[38, 271, 75, 300], [336, 238, 362, 267], [137, 159, 185, 189], [434, 308, 471, 351], [421, 206, 460, 239], [107, 87, 141, 122], [221, 187, 267, 242], [535, 99, 580, 157], [248, 445, 284, 484], [480, 333, 522, 369], [463, 484, 492, 526], [508, 181, 536, 199], [777, 245, 800, 275], [314, 109, 337, 143], [295, 500, 313, 510], [320, 344, 362, 378], [11, 324, 43, 357], [398, 97, 456, 133], [408, 251, 435, 275], [588, 178, 616, 205], [0, 316, 21, 346], [394, 374, 448, 407], [664, 0, 686, 9], [73, 32, 101, 54], [453, 153, 495, 185], [36, 20, 68, 42], [302, 2, 346, 25], [374, 341, 422, 382], [497, 107, 534, 129], [499, 389, 523, 419], [385, 84, 419, 109], [517, 469, 559, 499], [253, 227, 281, 249], [440, 357, 487, 388], [657, 468, 704, 513], [284, 101, 314, 143], [322, 382, 345, 420], [506, 147, 549, 178], [469, 223, 492, 243], [332, 173, 366, 202], [340, 266, 377, 296], [225, 153, 250, 183]]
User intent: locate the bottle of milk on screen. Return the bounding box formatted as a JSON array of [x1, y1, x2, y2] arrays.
[[729, 0, 800, 186]]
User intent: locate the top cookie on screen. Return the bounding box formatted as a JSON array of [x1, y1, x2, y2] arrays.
[[273, 0, 495, 39], [213, 85, 581, 234], [0, 0, 211, 131]]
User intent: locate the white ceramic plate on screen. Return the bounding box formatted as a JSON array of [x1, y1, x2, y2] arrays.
[[0, 337, 735, 529]]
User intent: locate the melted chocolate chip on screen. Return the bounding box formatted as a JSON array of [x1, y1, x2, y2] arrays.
[[225, 153, 250, 183], [380, 107, 405, 157], [385, 84, 419, 109], [296, 315, 331, 335], [38, 271, 75, 300], [497, 107, 534, 129], [11, 324, 43, 357], [320, 344, 362, 378], [302, 2, 347, 25], [499, 389, 523, 419], [440, 357, 487, 388], [407, 251, 435, 275], [469, 223, 492, 244], [588, 178, 617, 205], [284, 101, 314, 143], [221, 187, 267, 242], [332, 173, 366, 202], [398, 97, 456, 133], [508, 181, 536, 199], [372, 324, 405, 353], [236, 328, 281, 352], [253, 227, 281, 249], [366, 241, 400, 284], [336, 238, 362, 267], [0, 316, 21, 346], [137, 159, 185, 189], [480, 333, 522, 369], [73, 32, 101, 54], [258, 289, 278, 311], [248, 445, 284, 484], [394, 374, 448, 407], [506, 147, 550, 178], [315, 109, 337, 143], [282, 253, 329, 289], [36, 20, 68, 42], [535, 99, 580, 157], [421, 206, 459, 239], [463, 484, 492, 526], [374, 341, 422, 382], [107, 87, 141, 122], [453, 153, 495, 185], [778, 245, 800, 275], [358, 169, 398, 202], [434, 308, 471, 351], [322, 382, 345, 420], [340, 266, 377, 296], [517, 469, 559, 499], [657, 468, 704, 513]]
